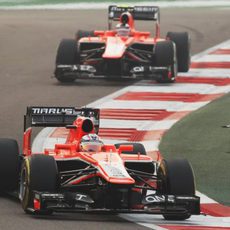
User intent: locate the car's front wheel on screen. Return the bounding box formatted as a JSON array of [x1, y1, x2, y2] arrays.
[[20, 154, 59, 214], [154, 41, 178, 83], [157, 158, 195, 220], [55, 39, 79, 83]]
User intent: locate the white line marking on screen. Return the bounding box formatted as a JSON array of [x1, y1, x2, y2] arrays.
[[192, 39, 230, 61], [100, 119, 178, 130], [208, 85, 230, 94], [193, 54, 230, 63], [197, 191, 218, 204], [124, 83, 218, 94], [178, 68, 230, 78], [32, 127, 54, 152], [32, 128, 66, 152], [120, 213, 230, 228], [95, 100, 209, 111]]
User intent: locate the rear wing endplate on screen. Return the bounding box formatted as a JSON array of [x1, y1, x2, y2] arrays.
[[108, 5, 159, 21], [24, 106, 100, 133]]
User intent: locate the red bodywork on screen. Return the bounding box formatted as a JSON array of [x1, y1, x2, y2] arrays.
[[23, 116, 154, 186], [22, 107, 200, 216], [55, 5, 185, 83], [80, 11, 163, 60]]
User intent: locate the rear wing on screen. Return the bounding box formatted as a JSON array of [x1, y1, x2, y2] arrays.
[[108, 5, 159, 27], [24, 106, 100, 133], [108, 5, 160, 33]]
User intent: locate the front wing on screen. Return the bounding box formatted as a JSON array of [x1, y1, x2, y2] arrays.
[[55, 64, 169, 79], [32, 191, 200, 215]]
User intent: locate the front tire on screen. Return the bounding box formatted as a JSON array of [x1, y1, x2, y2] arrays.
[[157, 158, 195, 220], [20, 154, 58, 214], [154, 41, 177, 83], [55, 39, 78, 83]]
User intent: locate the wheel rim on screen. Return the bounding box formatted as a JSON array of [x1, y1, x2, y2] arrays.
[[19, 167, 27, 201], [171, 57, 178, 81], [170, 44, 178, 81]]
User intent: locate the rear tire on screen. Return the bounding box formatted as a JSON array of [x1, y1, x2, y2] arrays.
[[166, 32, 191, 72], [55, 39, 78, 82], [20, 154, 58, 215], [157, 158, 195, 220], [115, 143, 146, 155], [76, 30, 95, 40], [154, 41, 177, 83], [0, 138, 19, 191]]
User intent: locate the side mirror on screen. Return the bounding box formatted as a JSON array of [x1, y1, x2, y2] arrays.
[[118, 145, 133, 154]]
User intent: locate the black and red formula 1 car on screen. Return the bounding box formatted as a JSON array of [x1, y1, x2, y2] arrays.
[[0, 107, 199, 220], [54, 5, 191, 83]]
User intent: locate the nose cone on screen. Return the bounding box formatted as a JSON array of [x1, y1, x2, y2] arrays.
[[92, 152, 135, 184], [103, 37, 126, 59]]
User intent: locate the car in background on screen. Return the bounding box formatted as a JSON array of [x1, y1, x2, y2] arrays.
[[54, 5, 190, 83]]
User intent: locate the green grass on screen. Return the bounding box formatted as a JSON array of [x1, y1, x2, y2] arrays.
[[160, 93, 230, 206]]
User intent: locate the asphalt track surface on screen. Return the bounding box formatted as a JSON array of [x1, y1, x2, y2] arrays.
[[0, 7, 229, 230]]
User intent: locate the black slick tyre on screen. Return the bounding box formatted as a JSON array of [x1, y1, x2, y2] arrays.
[[155, 41, 177, 83], [0, 138, 19, 191], [166, 32, 191, 72], [20, 154, 58, 214], [115, 143, 146, 155], [55, 39, 78, 82], [76, 30, 95, 41], [157, 158, 195, 220]]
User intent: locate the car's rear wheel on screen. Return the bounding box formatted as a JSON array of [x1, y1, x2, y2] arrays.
[[0, 138, 19, 192], [154, 41, 177, 83], [157, 158, 195, 220], [55, 38, 78, 83], [20, 154, 58, 215], [166, 32, 191, 72], [115, 143, 146, 155]]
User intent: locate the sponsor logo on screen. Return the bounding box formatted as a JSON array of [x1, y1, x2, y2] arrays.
[[133, 66, 144, 73], [104, 165, 127, 177], [75, 193, 94, 204], [145, 195, 175, 203], [41, 193, 65, 199], [134, 6, 156, 13], [75, 194, 87, 201], [31, 107, 74, 115], [110, 6, 134, 13]]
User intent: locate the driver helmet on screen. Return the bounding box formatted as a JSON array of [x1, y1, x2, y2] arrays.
[[116, 23, 131, 37], [80, 134, 104, 152]]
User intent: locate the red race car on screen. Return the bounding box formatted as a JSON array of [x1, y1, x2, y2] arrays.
[[55, 5, 190, 83], [0, 106, 200, 219]]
